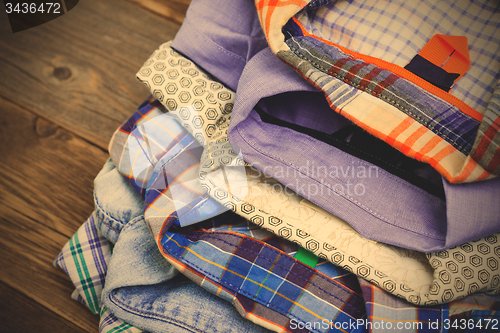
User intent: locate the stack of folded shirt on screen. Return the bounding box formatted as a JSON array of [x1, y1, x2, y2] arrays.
[[55, 0, 500, 332]]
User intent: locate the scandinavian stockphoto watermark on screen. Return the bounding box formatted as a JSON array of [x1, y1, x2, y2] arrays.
[[122, 109, 381, 228], [289, 318, 500, 331], [3, 0, 79, 32], [123, 110, 380, 204], [289, 318, 425, 331], [248, 160, 380, 198]]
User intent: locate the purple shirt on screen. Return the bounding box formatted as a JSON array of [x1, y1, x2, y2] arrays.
[[172, 0, 500, 252]]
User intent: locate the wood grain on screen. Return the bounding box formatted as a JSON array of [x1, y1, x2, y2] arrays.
[[0, 281, 91, 333], [0, 95, 108, 238], [0, 0, 181, 150], [125, 0, 191, 26], [0, 97, 106, 331], [0, 0, 186, 331]]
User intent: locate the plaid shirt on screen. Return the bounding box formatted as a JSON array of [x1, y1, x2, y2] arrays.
[[256, 0, 500, 183], [56, 1, 500, 329], [54, 213, 145, 333], [56, 206, 500, 333], [130, 41, 500, 306], [99, 45, 500, 331]]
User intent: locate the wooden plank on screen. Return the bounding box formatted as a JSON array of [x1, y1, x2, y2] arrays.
[[0, 281, 90, 333], [0, 0, 180, 150], [0, 95, 108, 237], [125, 0, 191, 26], [0, 207, 100, 332], [0, 0, 186, 330], [0, 96, 106, 331]]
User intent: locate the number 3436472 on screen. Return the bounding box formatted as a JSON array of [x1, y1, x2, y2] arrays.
[[5, 2, 62, 14]]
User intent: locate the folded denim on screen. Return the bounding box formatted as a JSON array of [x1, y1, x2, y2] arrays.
[[56, 159, 272, 333], [101, 213, 272, 333], [54, 212, 146, 333], [56, 201, 500, 333]]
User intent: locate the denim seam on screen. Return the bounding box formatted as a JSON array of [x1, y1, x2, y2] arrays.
[[107, 294, 206, 333], [165, 231, 364, 315], [234, 125, 447, 241], [121, 215, 146, 233], [94, 193, 132, 233], [162, 239, 357, 333], [95, 211, 121, 233]]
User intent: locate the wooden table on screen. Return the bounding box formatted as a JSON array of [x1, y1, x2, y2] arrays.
[[0, 1, 189, 331]]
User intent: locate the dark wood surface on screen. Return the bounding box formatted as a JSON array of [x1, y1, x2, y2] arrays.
[[0, 1, 185, 331]]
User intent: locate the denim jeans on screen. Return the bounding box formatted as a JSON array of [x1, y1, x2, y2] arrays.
[[95, 159, 271, 333]]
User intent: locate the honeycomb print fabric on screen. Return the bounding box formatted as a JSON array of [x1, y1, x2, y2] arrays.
[[133, 41, 500, 306]]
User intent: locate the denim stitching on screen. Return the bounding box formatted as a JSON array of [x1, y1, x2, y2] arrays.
[[108, 294, 207, 333], [94, 193, 142, 233]]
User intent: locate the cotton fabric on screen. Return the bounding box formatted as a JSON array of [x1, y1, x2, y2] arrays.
[[126, 42, 500, 307]]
